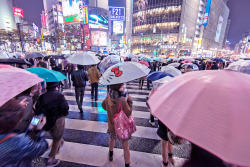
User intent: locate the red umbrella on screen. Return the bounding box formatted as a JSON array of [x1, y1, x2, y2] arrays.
[[138, 60, 149, 67]]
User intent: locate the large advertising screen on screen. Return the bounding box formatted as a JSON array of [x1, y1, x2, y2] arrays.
[[89, 15, 108, 29], [62, 0, 83, 17], [91, 31, 108, 46], [215, 16, 224, 42], [109, 7, 125, 20], [113, 21, 124, 34]]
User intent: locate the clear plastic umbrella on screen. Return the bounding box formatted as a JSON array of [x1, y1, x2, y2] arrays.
[[99, 62, 150, 85], [167, 63, 180, 68], [152, 76, 173, 89], [181, 63, 199, 71], [67, 52, 100, 65], [99, 55, 123, 74], [227, 60, 250, 75], [161, 66, 182, 77], [25, 52, 47, 59], [0, 51, 10, 59]]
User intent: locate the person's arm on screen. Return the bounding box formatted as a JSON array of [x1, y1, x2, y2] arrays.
[[121, 97, 133, 117], [59, 94, 69, 116], [101, 98, 107, 110], [84, 71, 89, 81], [97, 69, 101, 79], [71, 73, 74, 82]]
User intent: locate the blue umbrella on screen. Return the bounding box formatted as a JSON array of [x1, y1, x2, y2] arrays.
[[147, 71, 174, 81], [26, 67, 67, 82]]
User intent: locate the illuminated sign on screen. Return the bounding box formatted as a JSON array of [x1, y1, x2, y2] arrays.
[[64, 14, 80, 24], [83, 5, 89, 24], [109, 7, 125, 20], [113, 21, 124, 34], [91, 31, 108, 46], [41, 14, 47, 28], [62, 0, 82, 17], [89, 15, 108, 29], [13, 7, 24, 17], [203, 0, 212, 26]]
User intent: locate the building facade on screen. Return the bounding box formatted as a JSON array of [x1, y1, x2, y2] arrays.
[[131, 0, 230, 57], [0, 0, 17, 31]]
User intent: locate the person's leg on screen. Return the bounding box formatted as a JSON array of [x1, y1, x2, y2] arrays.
[[94, 82, 98, 101], [168, 141, 175, 165], [75, 88, 82, 112], [109, 138, 115, 161], [80, 87, 85, 108], [68, 73, 71, 85], [122, 140, 130, 166], [147, 79, 150, 90], [91, 83, 94, 99], [139, 80, 141, 89], [48, 117, 65, 164], [142, 80, 144, 87], [149, 114, 155, 126], [161, 139, 168, 167]]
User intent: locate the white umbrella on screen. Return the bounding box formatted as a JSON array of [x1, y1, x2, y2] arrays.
[[167, 63, 180, 68], [67, 52, 100, 65], [131, 57, 138, 62], [152, 76, 173, 89], [99, 62, 150, 85], [0, 51, 10, 59], [161, 66, 182, 77]]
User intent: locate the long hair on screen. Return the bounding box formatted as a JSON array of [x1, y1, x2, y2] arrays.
[[0, 99, 24, 134]]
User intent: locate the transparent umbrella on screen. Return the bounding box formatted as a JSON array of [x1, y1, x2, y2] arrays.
[[227, 60, 250, 75], [99, 55, 123, 74]]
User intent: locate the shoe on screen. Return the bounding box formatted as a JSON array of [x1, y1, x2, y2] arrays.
[[161, 161, 168, 167], [80, 108, 83, 113], [108, 151, 113, 161], [46, 159, 60, 167], [91, 96, 94, 100], [149, 120, 155, 126], [95, 99, 98, 101]]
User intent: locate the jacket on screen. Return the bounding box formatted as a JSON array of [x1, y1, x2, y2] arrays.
[[0, 133, 48, 167], [35, 90, 69, 131], [87, 67, 101, 84], [71, 70, 89, 88], [101, 94, 133, 133]]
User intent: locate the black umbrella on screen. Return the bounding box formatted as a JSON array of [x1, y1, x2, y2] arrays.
[[25, 52, 47, 59], [0, 58, 31, 65], [48, 55, 65, 59], [212, 58, 224, 63]]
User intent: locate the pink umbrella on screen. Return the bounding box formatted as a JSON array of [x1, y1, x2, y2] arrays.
[[138, 60, 149, 67], [181, 60, 192, 64], [0, 65, 44, 106], [148, 70, 250, 167]]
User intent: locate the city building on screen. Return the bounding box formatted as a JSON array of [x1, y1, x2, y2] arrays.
[[131, 0, 230, 58], [0, 0, 17, 31]]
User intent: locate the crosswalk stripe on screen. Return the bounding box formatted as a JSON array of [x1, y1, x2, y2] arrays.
[[43, 139, 187, 167]]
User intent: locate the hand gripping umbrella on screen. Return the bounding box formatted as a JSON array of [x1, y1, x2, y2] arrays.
[[0, 65, 44, 106], [99, 62, 150, 85], [148, 70, 250, 167]]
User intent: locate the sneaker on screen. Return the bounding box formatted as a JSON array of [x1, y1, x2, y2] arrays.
[[46, 159, 60, 167], [149, 120, 155, 126]]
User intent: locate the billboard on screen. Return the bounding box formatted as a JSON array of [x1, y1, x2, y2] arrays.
[[91, 31, 108, 46], [89, 15, 108, 29], [109, 7, 125, 20], [203, 0, 212, 26], [113, 21, 124, 34], [13, 7, 24, 17], [215, 16, 224, 42], [64, 14, 81, 24], [62, 0, 83, 17], [41, 14, 47, 28], [83, 5, 89, 24]]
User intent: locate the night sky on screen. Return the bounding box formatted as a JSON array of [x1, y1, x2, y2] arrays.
[[12, 0, 250, 48]]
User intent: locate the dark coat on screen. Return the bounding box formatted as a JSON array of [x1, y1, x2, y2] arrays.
[[35, 90, 69, 131], [71, 70, 89, 88]]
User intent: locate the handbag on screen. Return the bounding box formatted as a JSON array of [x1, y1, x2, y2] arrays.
[[113, 103, 136, 140]]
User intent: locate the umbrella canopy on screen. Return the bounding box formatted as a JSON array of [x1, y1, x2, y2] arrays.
[[146, 57, 153, 62], [26, 67, 67, 82], [161, 66, 182, 77], [181, 63, 199, 71], [152, 76, 173, 89], [25, 52, 46, 59], [0, 51, 10, 59], [227, 60, 250, 75], [99, 62, 150, 85], [0, 65, 43, 107], [99, 55, 123, 74], [67, 52, 100, 65], [8, 52, 23, 59], [148, 70, 250, 167], [167, 63, 180, 68], [179, 56, 195, 62], [147, 71, 173, 81], [131, 57, 138, 62], [212, 58, 224, 63], [181, 60, 192, 64], [0, 58, 31, 65], [48, 55, 65, 59], [153, 57, 165, 62], [138, 60, 149, 67], [167, 57, 180, 61]]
